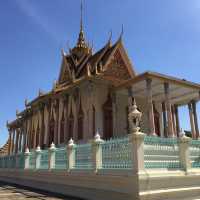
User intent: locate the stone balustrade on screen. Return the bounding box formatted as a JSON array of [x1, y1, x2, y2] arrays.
[[1, 132, 200, 174]]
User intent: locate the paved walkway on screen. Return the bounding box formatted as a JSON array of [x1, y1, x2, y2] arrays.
[[0, 181, 81, 200]]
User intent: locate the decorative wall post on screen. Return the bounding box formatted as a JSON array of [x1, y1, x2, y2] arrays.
[[35, 146, 41, 169], [92, 131, 104, 173], [24, 147, 30, 169], [128, 99, 145, 174], [179, 129, 191, 172], [67, 139, 75, 172], [49, 142, 56, 170]]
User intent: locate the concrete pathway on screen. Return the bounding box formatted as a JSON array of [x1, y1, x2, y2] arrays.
[[0, 181, 81, 200]]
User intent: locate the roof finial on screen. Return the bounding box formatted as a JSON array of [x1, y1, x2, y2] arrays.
[[80, 0, 83, 32], [71, 0, 91, 56]]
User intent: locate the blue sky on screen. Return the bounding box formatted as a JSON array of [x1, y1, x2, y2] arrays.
[[0, 0, 200, 146]]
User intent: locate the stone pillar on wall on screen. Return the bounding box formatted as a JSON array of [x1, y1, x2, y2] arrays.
[[164, 82, 174, 137], [171, 105, 176, 136], [162, 102, 167, 137], [146, 78, 156, 136], [112, 92, 117, 137], [188, 102, 196, 139], [15, 129, 20, 154], [18, 129, 22, 153], [63, 95, 68, 143], [128, 87, 134, 134], [23, 121, 27, 152], [54, 100, 59, 145], [8, 130, 12, 155], [44, 102, 50, 148], [12, 129, 16, 154], [38, 104, 44, 148], [174, 105, 180, 137], [58, 97, 65, 144], [192, 101, 199, 139]]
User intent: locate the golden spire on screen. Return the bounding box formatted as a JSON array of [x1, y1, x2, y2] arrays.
[[72, 0, 91, 57], [76, 0, 89, 50]]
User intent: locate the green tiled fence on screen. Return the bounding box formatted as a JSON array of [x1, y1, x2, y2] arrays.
[[29, 152, 36, 169], [101, 137, 132, 169], [190, 140, 200, 168], [55, 147, 68, 170], [16, 153, 25, 169], [1, 135, 200, 171], [40, 150, 49, 170], [74, 143, 92, 169], [144, 136, 182, 169]]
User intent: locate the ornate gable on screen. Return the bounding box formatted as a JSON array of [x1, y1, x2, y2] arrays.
[[101, 41, 136, 86], [58, 59, 71, 84]]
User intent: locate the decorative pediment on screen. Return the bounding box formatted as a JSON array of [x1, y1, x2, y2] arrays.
[[58, 57, 72, 84], [102, 41, 136, 85]]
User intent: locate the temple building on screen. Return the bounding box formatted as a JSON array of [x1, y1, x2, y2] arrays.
[[5, 5, 200, 155]]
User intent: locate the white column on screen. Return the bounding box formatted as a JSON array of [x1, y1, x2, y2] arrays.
[[146, 78, 156, 136], [15, 129, 19, 154], [11, 130, 16, 154], [174, 105, 180, 137], [188, 102, 196, 139], [192, 101, 199, 139], [112, 92, 117, 136], [8, 130, 12, 155], [18, 131, 22, 153], [162, 102, 168, 137], [164, 83, 174, 137]]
